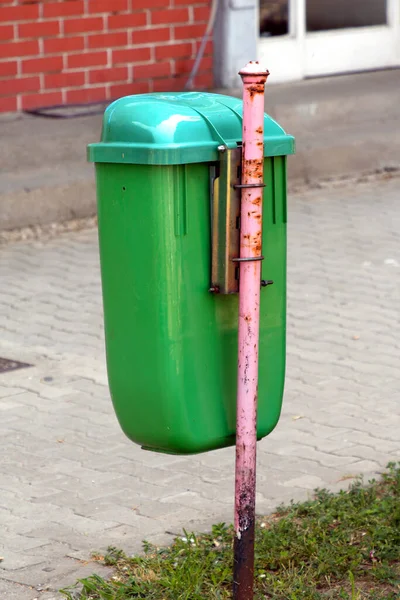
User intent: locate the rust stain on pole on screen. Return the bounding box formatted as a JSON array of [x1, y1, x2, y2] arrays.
[[233, 463, 256, 598]]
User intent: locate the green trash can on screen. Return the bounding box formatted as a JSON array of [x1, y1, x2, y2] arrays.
[[88, 92, 295, 455]]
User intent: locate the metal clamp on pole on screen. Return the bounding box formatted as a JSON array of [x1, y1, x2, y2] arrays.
[[232, 256, 264, 263]]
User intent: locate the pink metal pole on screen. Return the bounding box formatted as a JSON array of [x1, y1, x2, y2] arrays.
[[233, 61, 269, 600]]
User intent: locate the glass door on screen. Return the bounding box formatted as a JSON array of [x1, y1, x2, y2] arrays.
[[258, 0, 400, 82], [304, 0, 400, 76], [258, 0, 305, 82]]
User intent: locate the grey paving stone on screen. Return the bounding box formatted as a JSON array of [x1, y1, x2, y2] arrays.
[[0, 579, 53, 600], [0, 550, 47, 572], [0, 177, 399, 593]]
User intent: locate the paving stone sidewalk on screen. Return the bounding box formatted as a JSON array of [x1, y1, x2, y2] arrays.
[[0, 176, 399, 599]]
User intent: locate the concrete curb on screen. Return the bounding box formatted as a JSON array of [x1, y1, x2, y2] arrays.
[[1, 69, 399, 231]]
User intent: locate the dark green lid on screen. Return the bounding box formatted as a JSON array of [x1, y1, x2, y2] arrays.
[[87, 92, 295, 165]]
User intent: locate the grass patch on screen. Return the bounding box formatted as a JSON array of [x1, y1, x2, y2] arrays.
[[61, 462, 400, 599]]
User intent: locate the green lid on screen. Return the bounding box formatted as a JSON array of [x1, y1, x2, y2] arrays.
[[87, 92, 295, 165]]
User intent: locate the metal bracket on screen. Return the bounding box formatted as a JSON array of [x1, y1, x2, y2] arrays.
[[209, 145, 270, 295], [210, 145, 242, 294]]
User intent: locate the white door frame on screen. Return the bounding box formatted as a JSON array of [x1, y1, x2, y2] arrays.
[[258, 0, 400, 83]]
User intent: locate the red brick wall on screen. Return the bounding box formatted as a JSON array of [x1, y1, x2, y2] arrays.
[[0, 0, 213, 113]]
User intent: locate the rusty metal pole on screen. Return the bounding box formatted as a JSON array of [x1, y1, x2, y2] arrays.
[[233, 61, 269, 600]]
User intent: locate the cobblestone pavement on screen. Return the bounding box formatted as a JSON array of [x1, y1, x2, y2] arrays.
[[0, 176, 399, 599]]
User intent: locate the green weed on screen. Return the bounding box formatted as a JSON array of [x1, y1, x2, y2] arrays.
[[61, 462, 400, 599]]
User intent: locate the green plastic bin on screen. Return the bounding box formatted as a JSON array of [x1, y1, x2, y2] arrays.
[[88, 92, 295, 455]]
